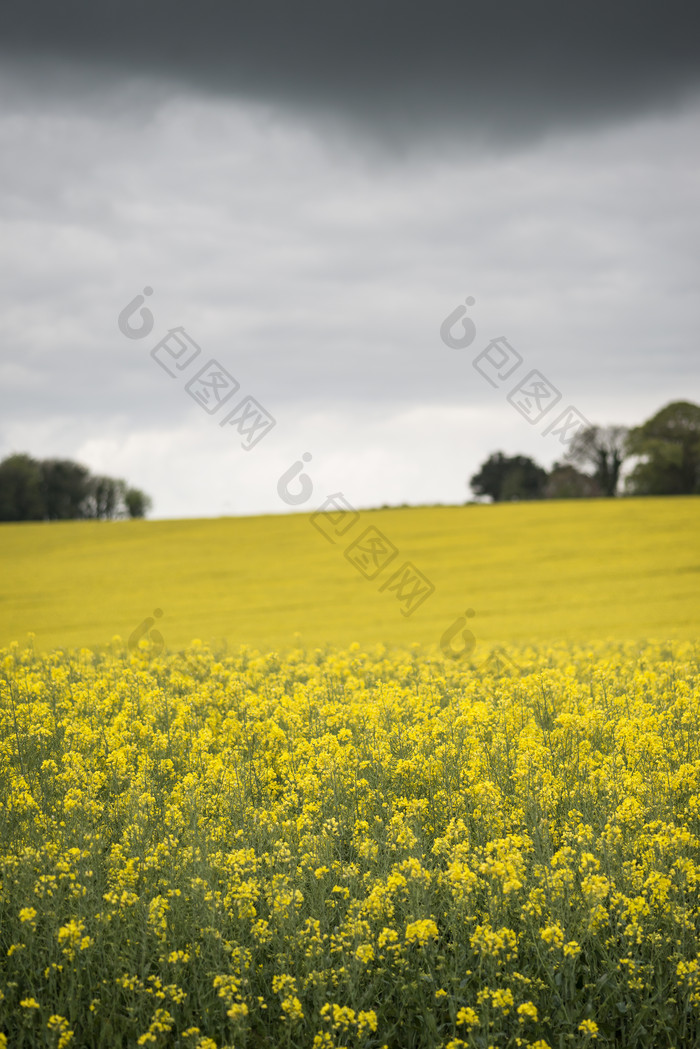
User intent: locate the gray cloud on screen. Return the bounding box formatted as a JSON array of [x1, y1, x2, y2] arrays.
[[1, 2, 700, 144], [1, 74, 698, 518]]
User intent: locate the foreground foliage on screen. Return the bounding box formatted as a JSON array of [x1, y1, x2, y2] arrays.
[[1, 638, 699, 1048]]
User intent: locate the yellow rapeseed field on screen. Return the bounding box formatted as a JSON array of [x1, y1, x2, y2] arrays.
[[1, 498, 699, 1046], [1, 638, 700, 1048], [1, 496, 698, 654]]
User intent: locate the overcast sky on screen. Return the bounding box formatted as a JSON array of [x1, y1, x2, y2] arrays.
[[1, 1, 699, 518]]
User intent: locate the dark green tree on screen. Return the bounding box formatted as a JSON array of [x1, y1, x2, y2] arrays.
[[544, 463, 601, 499], [40, 459, 91, 520], [566, 425, 628, 497], [625, 401, 700, 495], [0, 454, 45, 521], [0, 454, 153, 521], [124, 487, 153, 519], [470, 452, 547, 502]]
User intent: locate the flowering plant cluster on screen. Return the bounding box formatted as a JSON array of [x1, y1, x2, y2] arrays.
[[0, 638, 698, 1048]]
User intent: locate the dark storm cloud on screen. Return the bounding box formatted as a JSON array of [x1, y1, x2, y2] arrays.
[[1, 1, 700, 142]]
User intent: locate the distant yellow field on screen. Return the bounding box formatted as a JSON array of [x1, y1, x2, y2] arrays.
[[0, 496, 698, 655]]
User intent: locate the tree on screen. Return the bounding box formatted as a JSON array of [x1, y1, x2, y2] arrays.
[[470, 452, 547, 502], [40, 459, 91, 520], [0, 454, 153, 521], [625, 400, 700, 496], [0, 454, 45, 521], [566, 425, 628, 497], [82, 475, 128, 520], [124, 487, 153, 519], [544, 463, 601, 499]]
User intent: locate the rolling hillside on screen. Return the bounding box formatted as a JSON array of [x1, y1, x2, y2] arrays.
[[1, 496, 698, 655]]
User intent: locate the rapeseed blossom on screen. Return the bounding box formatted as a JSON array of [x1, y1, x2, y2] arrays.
[[0, 638, 699, 1047]]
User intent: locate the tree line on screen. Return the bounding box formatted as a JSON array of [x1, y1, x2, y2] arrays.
[[470, 400, 700, 502], [0, 454, 152, 522]]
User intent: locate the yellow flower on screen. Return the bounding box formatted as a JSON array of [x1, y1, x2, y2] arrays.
[[47, 1015, 74, 1049], [378, 927, 399, 948], [517, 1001, 538, 1022], [405, 918, 439, 946], [540, 923, 565, 949], [456, 1006, 479, 1028], [357, 1010, 378, 1036], [57, 919, 92, 960], [578, 1019, 599, 1039], [490, 988, 514, 1014], [313, 1034, 334, 1049]]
